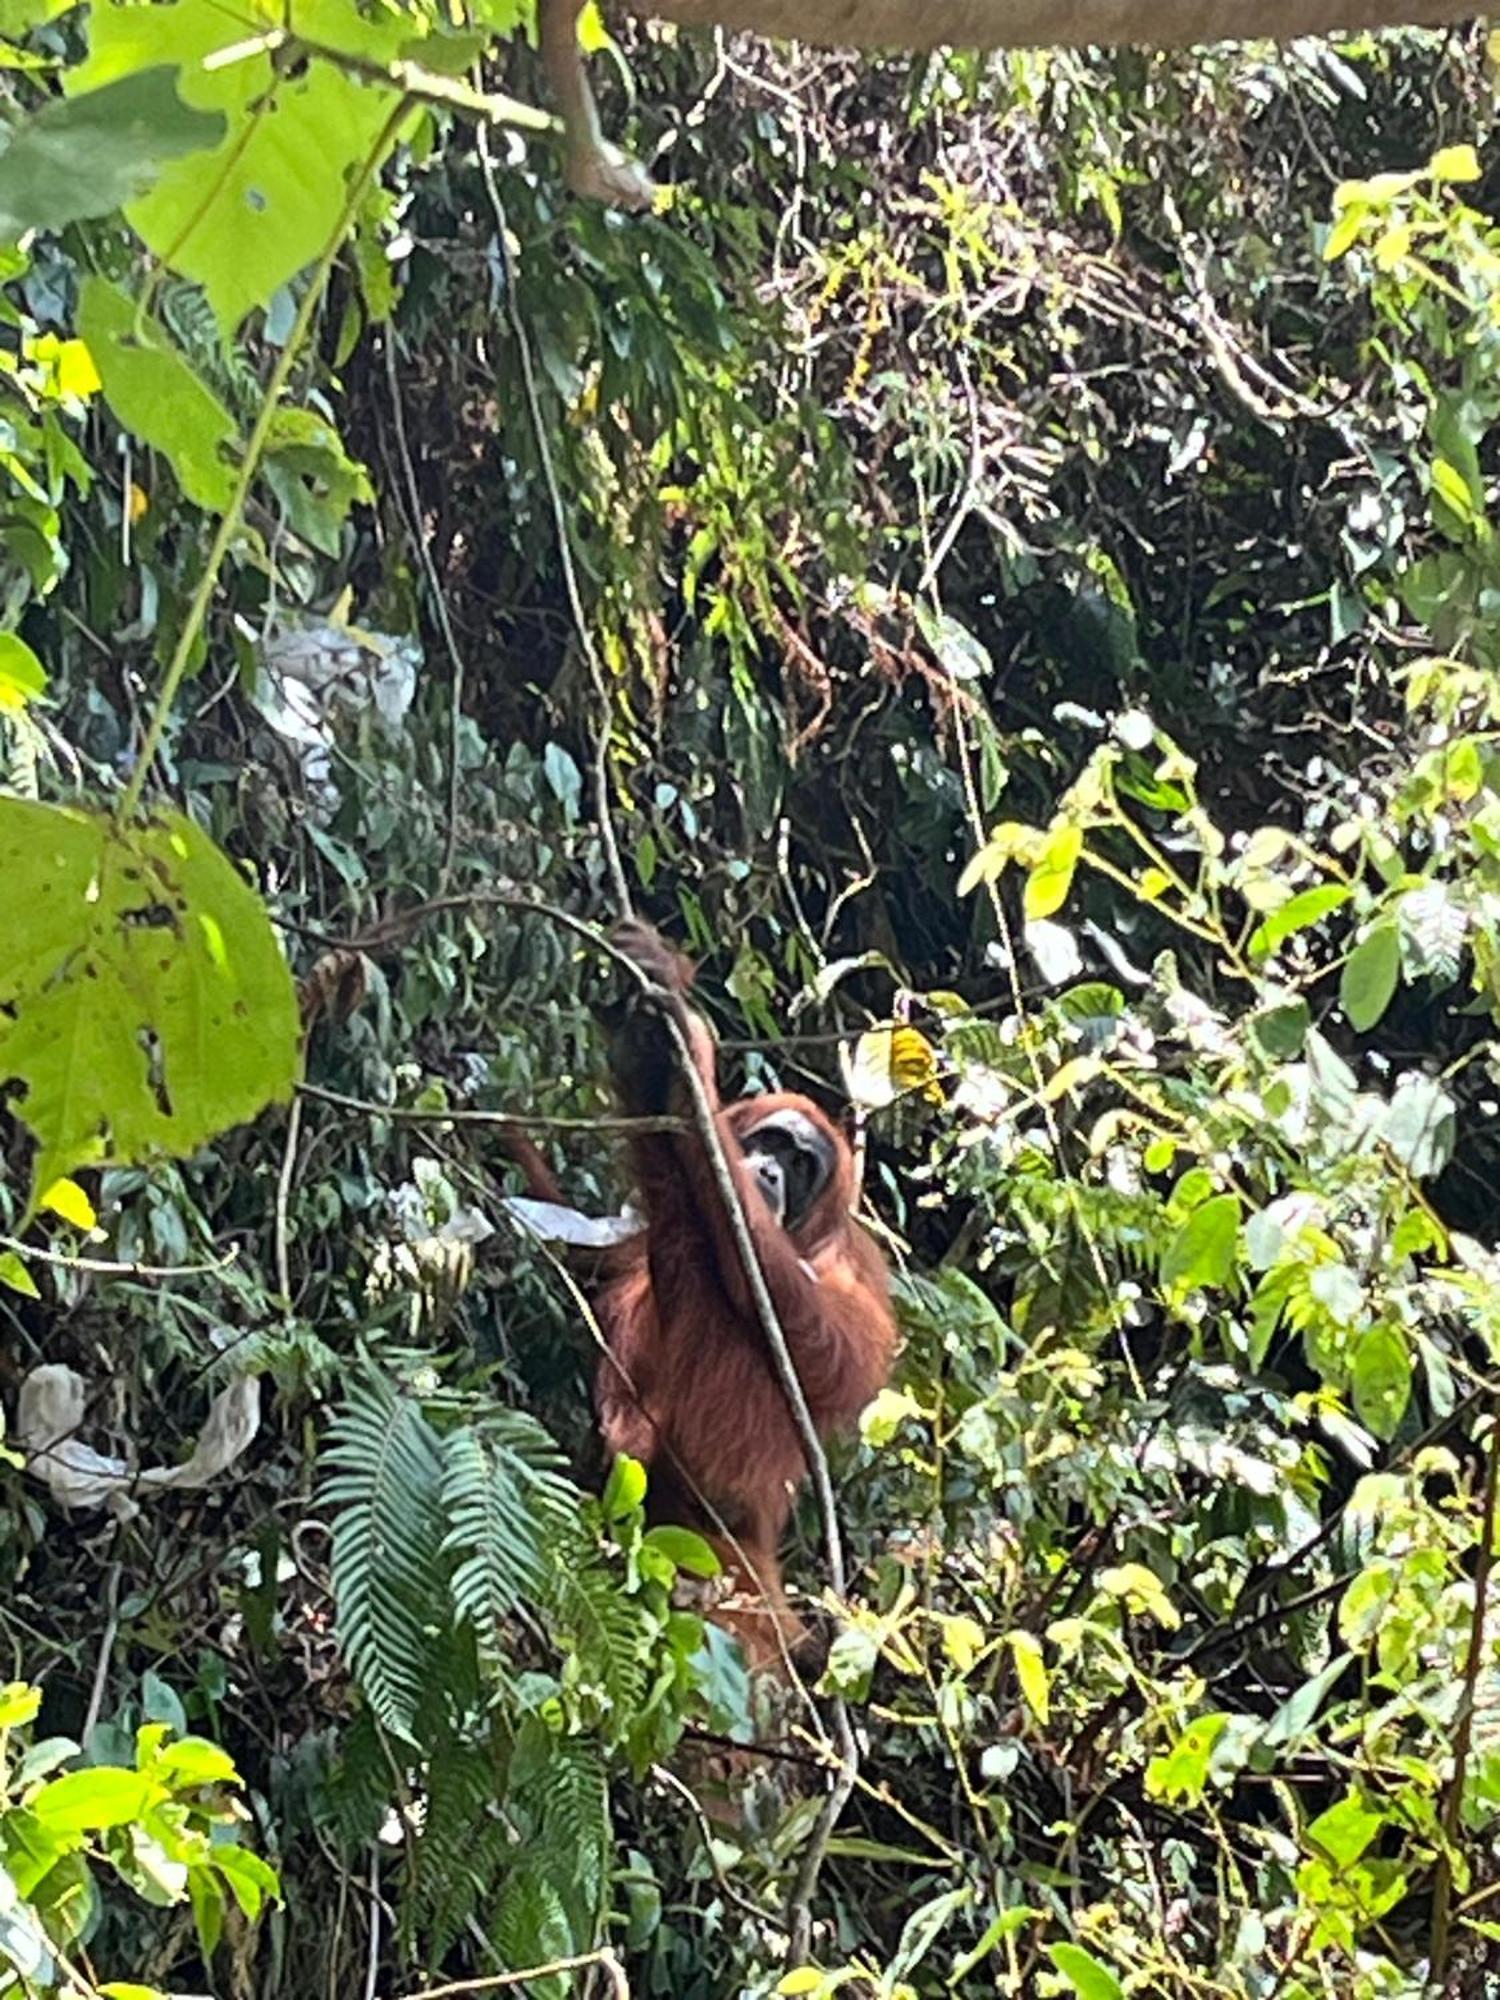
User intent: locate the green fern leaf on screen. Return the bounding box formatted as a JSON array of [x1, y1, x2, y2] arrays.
[[442, 1411, 577, 1651], [494, 1867, 572, 2000], [323, 1370, 447, 1742]]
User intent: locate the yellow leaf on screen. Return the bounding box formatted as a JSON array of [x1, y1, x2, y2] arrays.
[[1322, 206, 1365, 262], [0, 1252, 39, 1299], [778, 1972, 825, 1996], [0, 633, 47, 714], [1374, 224, 1412, 270], [0, 1682, 42, 1728], [860, 1385, 923, 1447], [1024, 822, 1083, 921], [941, 1614, 986, 1673], [39, 1177, 97, 1232], [957, 820, 1039, 896], [1430, 143, 1481, 184], [1366, 169, 1422, 200], [847, 1025, 941, 1111], [1136, 866, 1172, 902], [54, 336, 101, 398], [1042, 1055, 1102, 1104], [128, 481, 149, 523], [957, 844, 1003, 896], [1098, 1562, 1181, 1630], [1432, 456, 1477, 522], [891, 1026, 941, 1101], [1008, 1630, 1050, 1723], [577, 0, 612, 49]]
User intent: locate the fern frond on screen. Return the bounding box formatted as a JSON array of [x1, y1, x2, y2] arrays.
[[494, 1867, 571, 2000], [323, 1369, 447, 1742], [539, 1736, 609, 1942], [547, 1559, 653, 1728], [441, 1410, 578, 1651], [323, 1710, 393, 1853], [405, 1723, 512, 1959]]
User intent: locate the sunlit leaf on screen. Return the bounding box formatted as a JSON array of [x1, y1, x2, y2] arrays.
[[1248, 883, 1351, 960], [0, 1683, 42, 1728], [37, 1177, 96, 1231], [0, 1251, 39, 1298], [77, 277, 239, 513], [602, 1453, 647, 1520], [0, 633, 46, 713], [0, 797, 300, 1205], [1145, 1713, 1231, 1806], [1160, 1193, 1240, 1293], [1007, 1630, 1049, 1723], [1047, 1941, 1123, 2000], [1306, 1793, 1384, 1868], [1429, 143, 1481, 183], [847, 1025, 940, 1111], [642, 1525, 720, 1577], [29, 1766, 155, 1834], [69, 0, 414, 334], [1097, 1563, 1180, 1630], [1024, 823, 1083, 921]]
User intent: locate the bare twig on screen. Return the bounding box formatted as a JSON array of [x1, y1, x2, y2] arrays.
[[274, 1092, 303, 1308], [363, 1850, 381, 2000], [649, 1762, 780, 1924], [298, 1078, 683, 1136], [203, 28, 555, 135], [80, 1550, 123, 1744], [395, 1946, 628, 1999], [0, 1235, 240, 1281]]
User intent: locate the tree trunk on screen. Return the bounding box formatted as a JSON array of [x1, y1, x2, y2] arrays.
[[631, 0, 1473, 53]]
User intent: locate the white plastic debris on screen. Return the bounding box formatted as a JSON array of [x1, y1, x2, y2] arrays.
[[17, 1355, 261, 1522], [253, 616, 420, 814], [501, 1196, 644, 1250]]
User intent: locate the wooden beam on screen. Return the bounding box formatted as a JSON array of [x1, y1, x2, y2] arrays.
[[629, 0, 1474, 54]]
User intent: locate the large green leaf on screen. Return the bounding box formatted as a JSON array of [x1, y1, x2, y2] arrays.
[[0, 798, 300, 1201], [0, 0, 70, 33], [1047, 1942, 1124, 2000], [0, 67, 223, 240], [1248, 882, 1352, 961], [69, 0, 412, 334], [1341, 920, 1400, 1031], [0, 633, 46, 712], [1351, 1323, 1413, 1438], [77, 277, 239, 513], [28, 1766, 155, 1835], [1160, 1192, 1241, 1293]]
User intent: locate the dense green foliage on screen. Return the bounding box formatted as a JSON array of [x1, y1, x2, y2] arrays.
[[4, 5, 1500, 1997]]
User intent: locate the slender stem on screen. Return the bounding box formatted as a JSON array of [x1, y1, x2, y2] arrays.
[[298, 1078, 683, 1134], [394, 1948, 628, 2000], [1431, 1407, 1500, 1981], [117, 95, 413, 824]]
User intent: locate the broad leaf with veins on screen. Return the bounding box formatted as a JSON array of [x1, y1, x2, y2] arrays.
[[0, 798, 300, 1205]]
